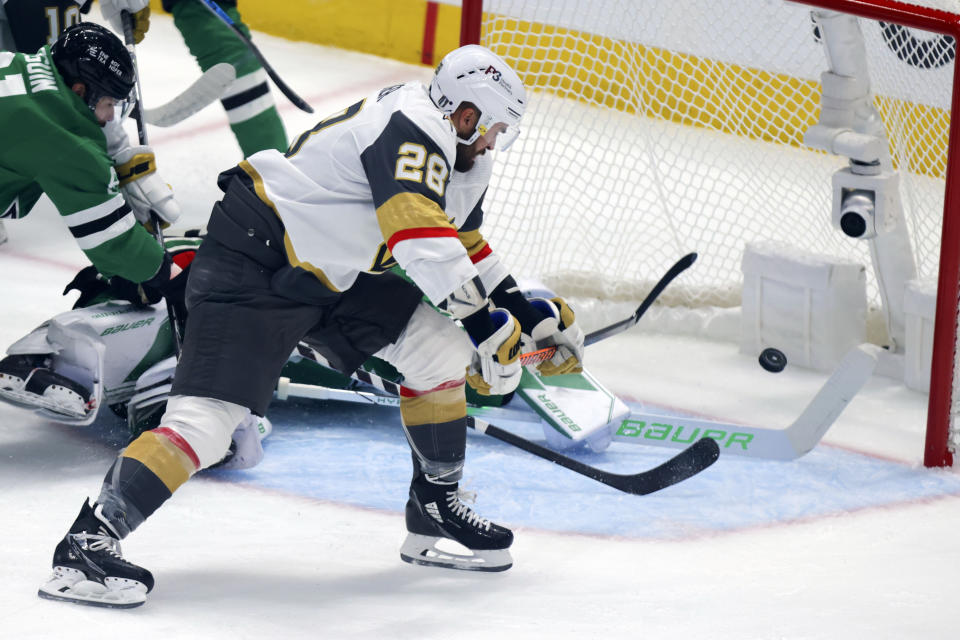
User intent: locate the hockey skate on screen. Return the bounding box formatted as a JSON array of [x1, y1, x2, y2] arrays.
[[38, 500, 154, 609], [0, 354, 92, 419], [400, 475, 513, 572]]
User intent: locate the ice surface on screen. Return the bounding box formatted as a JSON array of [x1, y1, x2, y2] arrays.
[[0, 13, 958, 640]]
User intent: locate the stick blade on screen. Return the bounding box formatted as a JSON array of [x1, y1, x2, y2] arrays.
[[613, 437, 720, 495], [144, 63, 236, 127], [585, 251, 698, 346]]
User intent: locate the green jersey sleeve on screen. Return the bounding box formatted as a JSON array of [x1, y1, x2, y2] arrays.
[[36, 137, 164, 282], [0, 47, 163, 282]]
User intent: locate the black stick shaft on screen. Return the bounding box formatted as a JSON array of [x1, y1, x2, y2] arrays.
[[121, 11, 183, 357], [195, 0, 313, 113], [469, 417, 719, 495], [585, 252, 697, 346]]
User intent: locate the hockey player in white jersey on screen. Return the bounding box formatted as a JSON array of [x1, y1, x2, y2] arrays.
[[39, 44, 586, 608]]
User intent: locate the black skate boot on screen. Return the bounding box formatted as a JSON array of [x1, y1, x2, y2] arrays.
[[0, 354, 92, 418], [400, 474, 513, 572], [38, 499, 154, 609]]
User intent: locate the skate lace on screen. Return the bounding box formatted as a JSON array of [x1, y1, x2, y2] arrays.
[[76, 531, 124, 560], [445, 488, 490, 531]]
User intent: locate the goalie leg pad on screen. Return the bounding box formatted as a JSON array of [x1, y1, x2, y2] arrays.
[[211, 414, 273, 471]]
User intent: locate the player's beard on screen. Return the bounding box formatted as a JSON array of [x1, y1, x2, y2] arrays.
[[455, 142, 485, 172]]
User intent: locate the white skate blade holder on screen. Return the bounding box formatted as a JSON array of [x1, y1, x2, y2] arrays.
[[38, 567, 147, 609], [516, 367, 628, 452], [400, 533, 513, 572]]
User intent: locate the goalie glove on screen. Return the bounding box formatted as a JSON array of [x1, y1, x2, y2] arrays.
[[465, 308, 522, 396], [100, 0, 151, 43], [527, 297, 585, 376], [114, 145, 181, 228], [63, 265, 112, 309]]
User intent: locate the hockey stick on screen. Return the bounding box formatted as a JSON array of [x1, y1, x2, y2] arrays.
[[519, 252, 698, 366], [195, 0, 314, 114], [613, 344, 880, 459], [121, 12, 148, 145], [143, 63, 236, 127], [280, 341, 880, 462], [469, 417, 719, 495], [121, 12, 184, 356], [273, 379, 720, 495]]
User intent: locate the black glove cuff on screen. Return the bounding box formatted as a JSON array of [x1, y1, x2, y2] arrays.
[[460, 306, 497, 345], [489, 275, 550, 333], [141, 252, 172, 290]]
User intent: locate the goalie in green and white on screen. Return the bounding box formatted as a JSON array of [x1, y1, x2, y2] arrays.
[[0, 234, 271, 471]]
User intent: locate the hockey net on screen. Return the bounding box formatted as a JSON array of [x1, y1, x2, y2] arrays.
[[460, 0, 960, 466]]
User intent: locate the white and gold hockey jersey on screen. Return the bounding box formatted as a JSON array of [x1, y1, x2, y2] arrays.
[[235, 82, 501, 306]]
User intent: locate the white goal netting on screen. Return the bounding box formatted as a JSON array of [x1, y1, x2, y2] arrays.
[[471, 0, 960, 463], [476, 0, 954, 335]]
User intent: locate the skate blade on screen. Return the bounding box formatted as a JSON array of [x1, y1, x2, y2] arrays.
[[37, 568, 147, 609], [400, 533, 512, 572], [0, 387, 88, 419]]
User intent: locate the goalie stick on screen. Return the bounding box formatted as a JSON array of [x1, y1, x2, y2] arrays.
[[195, 0, 314, 114], [281, 343, 879, 462], [143, 63, 236, 127], [613, 343, 881, 460], [519, 252, 698, 366], [273, 379, 719, 495]]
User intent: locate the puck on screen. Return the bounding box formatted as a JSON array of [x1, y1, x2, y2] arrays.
[[759, 347, 787, 373]]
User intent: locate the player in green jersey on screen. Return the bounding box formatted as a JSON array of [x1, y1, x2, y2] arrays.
[[0, 2, 181, 248], [100, 0, 287, 157], [0, 22, 184, 320]]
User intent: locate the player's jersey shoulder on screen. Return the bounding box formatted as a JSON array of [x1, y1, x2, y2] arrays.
[[0, 48, 106, 170], [372, 82, 457, 165], [356, 83, 457, 209]]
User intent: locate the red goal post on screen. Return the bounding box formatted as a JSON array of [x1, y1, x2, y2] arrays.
[[460, 0, 960, 467]]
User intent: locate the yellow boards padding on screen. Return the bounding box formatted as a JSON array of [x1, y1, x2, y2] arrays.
[[148, 0, 462, 67]]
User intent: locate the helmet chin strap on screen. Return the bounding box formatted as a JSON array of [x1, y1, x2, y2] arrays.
[[458, 130, 481, 145]]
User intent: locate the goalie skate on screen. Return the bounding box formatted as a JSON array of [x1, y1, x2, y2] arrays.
[[400, 476, 513, 572], [0, 355, 92, 419], [38, 500, 153, 609]]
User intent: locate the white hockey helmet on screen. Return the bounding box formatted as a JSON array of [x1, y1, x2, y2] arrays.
[[429, 44, 527, 150]]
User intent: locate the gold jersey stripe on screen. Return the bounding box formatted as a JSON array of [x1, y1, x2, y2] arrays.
[[376, 191, 456, 242]]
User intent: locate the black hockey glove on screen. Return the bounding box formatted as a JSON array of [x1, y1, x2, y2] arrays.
[[107, 252, 184, 310], [63, 265, 113, 309], [106, 276, 164, 307], [158, 263, 189, 326]]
